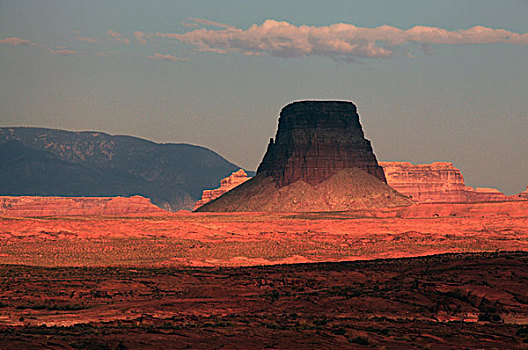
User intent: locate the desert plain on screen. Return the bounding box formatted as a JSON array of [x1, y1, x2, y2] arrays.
[[1, 200, 528, 349]]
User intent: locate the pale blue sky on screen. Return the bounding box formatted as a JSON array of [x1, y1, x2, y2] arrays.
[[1, 0, 527, 194]]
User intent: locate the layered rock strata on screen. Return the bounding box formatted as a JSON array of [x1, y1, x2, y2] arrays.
[[197, 101, 410, 212], [257, 101, 386, 186], [0, 196, 166, 217], [194, 169, 251, 210], [380, 162, 520, 203]]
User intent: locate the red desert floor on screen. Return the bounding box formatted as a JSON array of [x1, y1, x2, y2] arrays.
[[1, 201, 527, 348]]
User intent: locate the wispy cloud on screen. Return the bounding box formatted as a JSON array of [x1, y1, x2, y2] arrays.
[[134, 31, 147, 45], [186, 17, 235, 29], [155, 19, 528, 61], [74, 36, 98, 44], [107, 30, 130, 44], [50, 48, 77, 56], [147, 53, 185, 62], [0, 37, 36, 46]]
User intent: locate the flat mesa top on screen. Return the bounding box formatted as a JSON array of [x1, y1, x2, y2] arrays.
[[281, 100, 358, 114]]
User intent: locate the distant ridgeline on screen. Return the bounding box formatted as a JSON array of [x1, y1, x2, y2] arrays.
[[0, 127, 253, 211]]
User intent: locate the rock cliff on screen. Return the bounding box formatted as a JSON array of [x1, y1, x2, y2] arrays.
[[197, 101, 410, 212], [257, 101, 386, 186], [380, 162, 518, 203], [0, 196, 167, 217], [194, 169, 251, 210]]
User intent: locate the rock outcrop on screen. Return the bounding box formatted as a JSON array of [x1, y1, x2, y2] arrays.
[[0, 196, 167, 217], [194, 169, 251, 210], [516, 186, 528, 200], [380, 162, 518, 203], [258, 101, 386, 186], [380, 162, 469, 202], [196, 101, 411, 212]]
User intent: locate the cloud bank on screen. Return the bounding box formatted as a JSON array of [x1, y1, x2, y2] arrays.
[[155, 19, 528, 61]]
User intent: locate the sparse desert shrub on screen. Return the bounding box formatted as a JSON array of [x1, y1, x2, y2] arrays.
[[332, 328, 346, 336], [265, 289, 280, 302], [349, 336, 369, 345]]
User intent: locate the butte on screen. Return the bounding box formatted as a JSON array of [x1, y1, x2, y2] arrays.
[[196, 101, 411, 212]]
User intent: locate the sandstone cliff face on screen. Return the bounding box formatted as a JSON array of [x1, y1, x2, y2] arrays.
[[194, 170, 251, 210], [380, 162, 516, 203], [380, 162, 468, 202], [0, 196, 166, 217], [257, 101, 386, 187], [197, 101, 410, 212]]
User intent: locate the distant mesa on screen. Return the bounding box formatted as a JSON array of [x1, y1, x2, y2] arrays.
[[194, 169, 251, 210], [518, 186, 528, 200], [196, 101, 411, 212], [380, 162, 527, 203], [0, 195, 166, 217]]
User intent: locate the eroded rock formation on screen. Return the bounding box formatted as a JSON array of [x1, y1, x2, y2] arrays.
[[197, 101, 410, 212], [194, 169, 251, 210], [380, 162, 519, 203], [0, 196, 166, 217], [258, 101, 386, 186]]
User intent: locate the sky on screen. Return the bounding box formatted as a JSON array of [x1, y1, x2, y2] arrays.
[[1, 0, 527, 194]]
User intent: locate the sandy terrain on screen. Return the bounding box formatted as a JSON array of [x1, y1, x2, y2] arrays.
[[1, 201, 527, 348], [0, 201, 527, 267]]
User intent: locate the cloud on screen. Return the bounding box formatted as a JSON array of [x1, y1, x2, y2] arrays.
[[107, 30, 130, 44], [155, 20, 528, 61], [134, 31, 147, 45], [186, 17, 235, 29], [147, 53, 185, 62], [182, 21, 199, 29], [0, 37, 36, 46], [75, 36, 98, 43], [50, 48, 77, 56]]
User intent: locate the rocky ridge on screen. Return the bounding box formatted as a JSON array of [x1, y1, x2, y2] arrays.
[[0, 128, 246, 211]]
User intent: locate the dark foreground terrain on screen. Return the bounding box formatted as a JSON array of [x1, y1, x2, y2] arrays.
[[1, 252, 527, 349]]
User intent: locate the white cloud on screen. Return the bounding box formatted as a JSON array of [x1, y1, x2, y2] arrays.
[[146, 53, 185, 62], [155, 19, 528, 61], [0, 37, 36, 46]]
